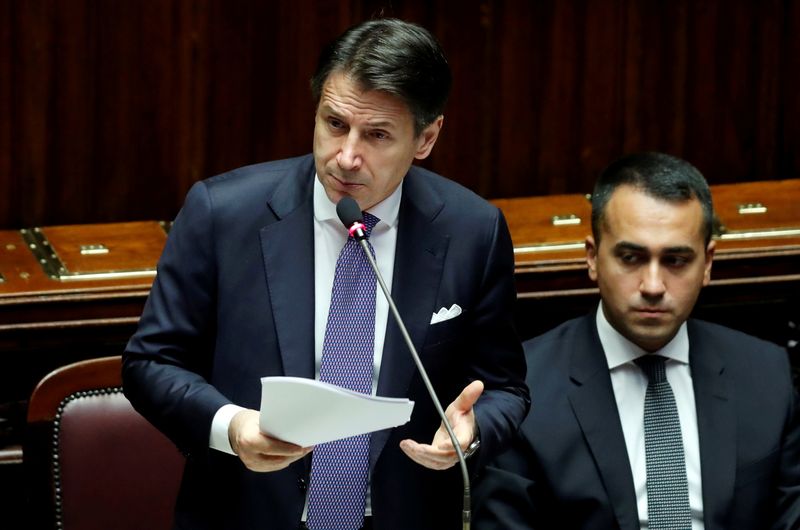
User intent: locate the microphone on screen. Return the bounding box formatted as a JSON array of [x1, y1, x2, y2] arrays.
[[336, 196, 472, 530], [336, 198, 369, 241]]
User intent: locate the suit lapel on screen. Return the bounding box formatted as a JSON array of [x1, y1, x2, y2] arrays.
[[370, 171, 449, 470], [568, 315, 640, 530], [688, 321, 735, 530], [260, 165, 316, 380]]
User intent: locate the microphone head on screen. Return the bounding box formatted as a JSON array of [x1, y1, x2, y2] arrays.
[[336, 197, 363, 229]]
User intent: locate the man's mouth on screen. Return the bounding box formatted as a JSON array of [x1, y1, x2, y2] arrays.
[[633, 307, 669, 317], [329, 173, 362, 188]]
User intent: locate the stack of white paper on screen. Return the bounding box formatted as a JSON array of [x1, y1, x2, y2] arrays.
[[259, 376, 415, 447]]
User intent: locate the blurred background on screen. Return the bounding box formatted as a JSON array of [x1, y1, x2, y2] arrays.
[[2, 0, 798, 228]]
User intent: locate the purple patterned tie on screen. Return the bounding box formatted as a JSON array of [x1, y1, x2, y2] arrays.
[[306, 212, 380, 530]]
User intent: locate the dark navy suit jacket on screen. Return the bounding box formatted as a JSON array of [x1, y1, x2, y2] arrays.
[[122, 154, 529, 530], [474, 313, 800, 530]]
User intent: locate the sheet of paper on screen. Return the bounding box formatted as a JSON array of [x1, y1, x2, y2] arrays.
[[259, 376, 414, 447]]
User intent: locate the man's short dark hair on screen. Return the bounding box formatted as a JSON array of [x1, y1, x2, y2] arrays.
[[591, 152, 715, 245], [310, 18, 452, 136]]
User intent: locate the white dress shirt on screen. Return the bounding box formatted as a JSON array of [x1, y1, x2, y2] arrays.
[[596, 302, 705, 529]]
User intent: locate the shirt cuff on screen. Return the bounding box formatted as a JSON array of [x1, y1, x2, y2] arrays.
[[209, 403, 246, 455]]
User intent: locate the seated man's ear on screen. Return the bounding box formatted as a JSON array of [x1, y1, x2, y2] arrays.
[[702, 239, 716, 286], [585, 236, 598, 282]]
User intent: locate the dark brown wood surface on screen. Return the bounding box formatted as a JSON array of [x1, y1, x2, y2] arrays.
[[2, 0, 799, 229]]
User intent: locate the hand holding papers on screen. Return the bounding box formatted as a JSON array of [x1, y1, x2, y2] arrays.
[[259, 377, 415, 447]]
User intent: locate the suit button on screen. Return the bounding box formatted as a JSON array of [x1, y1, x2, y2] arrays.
[[298, 478, 307, 493]]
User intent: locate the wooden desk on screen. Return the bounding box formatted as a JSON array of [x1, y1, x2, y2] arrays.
[[0, 221, 166, 332]]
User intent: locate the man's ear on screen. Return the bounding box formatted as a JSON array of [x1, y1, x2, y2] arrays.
[[585, 235, 598, 281], [702, 239, 716, 286], [414, 116, 443, 160]]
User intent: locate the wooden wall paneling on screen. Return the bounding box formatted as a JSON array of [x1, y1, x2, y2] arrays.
[[0, 2, 11, 227], [78, 1, 120, 223], [1, 0, 799, 230], [623, 0, 689, 156], [691, 0, 756, 181], [135, 1, 182, 221], [422, 0, 495, 197], [535, 1, 582, 195], [621, 0, 642, 154], [254, 0, 308, 161], [169, 0, 209, 213], [577, 0, 624, 194], [51, 0, 95, 225], [493, 0, 542, 198], [684, 0, 718, 173], [753, 0, 783, 179], [781, 0, 800, 178], [683, 1, 777, 182], [202, 1, 256, 177], [13, 0, 51, 228]]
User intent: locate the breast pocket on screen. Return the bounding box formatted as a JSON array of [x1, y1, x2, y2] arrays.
[[424, 315, 465, 351]]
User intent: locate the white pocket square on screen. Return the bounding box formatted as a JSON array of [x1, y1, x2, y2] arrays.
[[430, 303, 462, 325]]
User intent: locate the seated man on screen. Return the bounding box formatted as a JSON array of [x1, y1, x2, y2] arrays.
[[474, 152, 800, 529]]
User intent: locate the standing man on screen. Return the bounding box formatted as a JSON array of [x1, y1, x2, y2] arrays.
[[123, 18, 528, 530], [474, 152, 800, 529]]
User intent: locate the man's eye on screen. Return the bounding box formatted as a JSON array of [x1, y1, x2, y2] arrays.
[[664, 255, 690, 267], [370, 131, 389, 140], [620, 253, 640, 264], [328, 118, 345, 129]]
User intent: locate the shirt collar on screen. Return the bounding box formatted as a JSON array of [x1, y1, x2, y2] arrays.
[[595, 301, 689, 370], [313, 175, 402, 230]]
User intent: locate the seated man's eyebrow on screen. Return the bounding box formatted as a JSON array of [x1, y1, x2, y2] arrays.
[[613, 241, 647, 253], [663, 246, 697, 255]]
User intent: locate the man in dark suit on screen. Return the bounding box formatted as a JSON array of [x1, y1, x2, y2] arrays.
[[122, 18, 528, 530], [474, 152, 800, 529]]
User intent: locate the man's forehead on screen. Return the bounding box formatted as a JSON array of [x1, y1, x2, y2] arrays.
[[319, 73, 410, 120], [601, 186, 706, 247]]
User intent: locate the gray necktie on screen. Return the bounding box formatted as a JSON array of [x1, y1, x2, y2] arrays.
[[636, 355, 692, 530]]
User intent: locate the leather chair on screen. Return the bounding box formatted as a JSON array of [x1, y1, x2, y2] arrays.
[[25, 356, 184, 530]]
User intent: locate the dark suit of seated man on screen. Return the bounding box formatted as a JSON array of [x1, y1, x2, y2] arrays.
[[474, 152, 800, 530]]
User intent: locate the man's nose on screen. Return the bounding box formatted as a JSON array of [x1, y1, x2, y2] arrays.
[[336, 131, 362, 171], [640, 261, 666, 298]]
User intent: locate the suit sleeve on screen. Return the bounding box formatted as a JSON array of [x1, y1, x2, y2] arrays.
[[470, 208, 530, 469], [772, 351, 800, 529], [122, 181, 231, 456], [472, 436, 543, 530]]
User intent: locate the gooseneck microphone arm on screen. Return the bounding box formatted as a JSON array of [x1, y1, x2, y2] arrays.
[[336, 197, 471, 530]]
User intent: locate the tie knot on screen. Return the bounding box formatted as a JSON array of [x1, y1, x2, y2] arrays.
[[360, 212, 380, 239], [636, 355, 667, 383]]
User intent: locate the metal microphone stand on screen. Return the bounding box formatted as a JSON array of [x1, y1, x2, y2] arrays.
[[357, 238, 471, 530]]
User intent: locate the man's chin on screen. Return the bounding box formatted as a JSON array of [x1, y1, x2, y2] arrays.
[[630, 326, 676, 352]]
